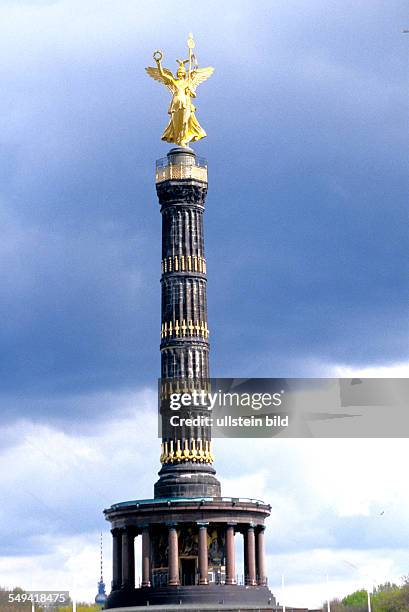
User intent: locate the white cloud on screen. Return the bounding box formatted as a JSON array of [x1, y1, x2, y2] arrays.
[[216, 435, 409, 607], [333, 361, 409, 378], [0, 533, 111, 602], [0, 388, 157, 599], [286, 358, 409, 378], [268, 547, 409, 608]]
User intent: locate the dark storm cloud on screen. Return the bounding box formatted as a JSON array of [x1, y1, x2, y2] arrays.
[[0, 0, 406, 423]]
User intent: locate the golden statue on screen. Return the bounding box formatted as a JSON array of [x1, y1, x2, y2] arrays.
[[146, 34, 214, 147]]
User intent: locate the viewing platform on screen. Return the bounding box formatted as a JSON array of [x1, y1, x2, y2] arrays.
[[156, 148, 208, 184]]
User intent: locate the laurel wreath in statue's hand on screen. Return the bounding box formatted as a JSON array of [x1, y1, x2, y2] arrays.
[[153, 50, 163, 62]]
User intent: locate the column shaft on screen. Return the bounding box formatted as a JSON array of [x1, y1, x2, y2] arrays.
[[246, 526, 257, 586], [257, 528, 267, 586], [112, 530, 122, 590], [198, 525, 208, 585], [243, 530, 248, 584], [168, 527, 180, 586], [121, 529, 135, 589], [141, 528, 151, 588], [225, 525, 236, 585]]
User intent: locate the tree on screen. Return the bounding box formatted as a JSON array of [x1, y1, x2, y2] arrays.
[[342, 589, 368, 611]]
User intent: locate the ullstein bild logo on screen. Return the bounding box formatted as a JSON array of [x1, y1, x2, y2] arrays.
[[168, 413, 289, 429]]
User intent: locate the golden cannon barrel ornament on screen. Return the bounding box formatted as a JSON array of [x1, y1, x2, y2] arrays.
[[146, 33, 214, 147]]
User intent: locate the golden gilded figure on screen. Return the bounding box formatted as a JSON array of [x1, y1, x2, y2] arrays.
[[146, 34, 214, 147]]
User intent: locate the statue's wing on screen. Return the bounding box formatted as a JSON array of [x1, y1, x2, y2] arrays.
[[145, 66, 174, 92], [190, 66, 214, 92]]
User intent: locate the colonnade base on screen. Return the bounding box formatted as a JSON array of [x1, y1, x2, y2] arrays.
[[106, 584, 275, 609], [104, 497, 274, 609]]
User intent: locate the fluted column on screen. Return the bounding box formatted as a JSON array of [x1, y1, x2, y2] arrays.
[[121, 528, 135, 589], [168, 525, 179, 586], [245, 525, 257, 586], [141, 528, 151, 588], [111, 529, 122, 590], [225, 524, 236, 585], [257, 526, 267, 586], [198, 523, 209, 585]]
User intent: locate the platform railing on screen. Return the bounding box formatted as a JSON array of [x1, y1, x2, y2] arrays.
[[110, 495, 267, 509], [155, 156, 208, 184]]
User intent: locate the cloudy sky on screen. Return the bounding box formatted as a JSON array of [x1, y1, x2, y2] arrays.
[[0, 0, 408, 608]]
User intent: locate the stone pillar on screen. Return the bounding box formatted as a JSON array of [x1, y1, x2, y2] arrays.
[[154, 148, 222, 502], [245, 525, 257, 586], [198, 523, 208, 585], [141, 528, 151, 588], [111, 529, 122, 590], [121, 528, 135, 589], [225, 524, 236, 585], [243, 529, 248, 584], [257, 526, 267, 586], [168, 525, 180, 586]]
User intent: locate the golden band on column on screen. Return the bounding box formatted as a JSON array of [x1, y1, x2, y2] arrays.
[[160, 439, 214, 464], [161, 255, 206, 274], [161, 319, 209, 339]]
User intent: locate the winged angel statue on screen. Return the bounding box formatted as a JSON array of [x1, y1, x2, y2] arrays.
[[146, 34, 214, 147]]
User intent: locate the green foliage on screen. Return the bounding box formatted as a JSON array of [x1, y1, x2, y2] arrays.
[[372, 580, 409, 612], [343, 589, 368, 608], [326, 577, 409, 612]]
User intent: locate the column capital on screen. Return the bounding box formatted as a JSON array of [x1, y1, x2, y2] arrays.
[[197, 521, 209, 528], [124, 525, 136, 535], [111, 527, 122, 536]]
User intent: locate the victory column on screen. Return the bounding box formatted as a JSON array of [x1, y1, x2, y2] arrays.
[[104, 35, 277, 610]]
